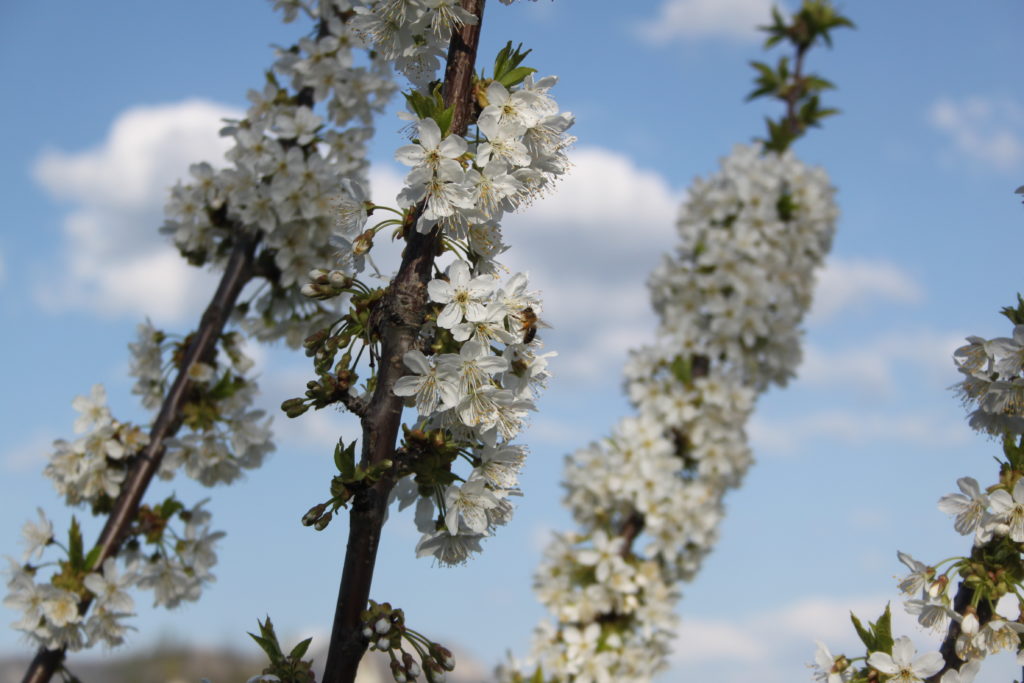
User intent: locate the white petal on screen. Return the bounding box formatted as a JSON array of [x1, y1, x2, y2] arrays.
[[418, 118, 441, 150], [402, 350, 431, 375]]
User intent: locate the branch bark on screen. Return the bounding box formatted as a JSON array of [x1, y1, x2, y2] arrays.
[[21, 229, 259, 683], [320, 4, 486, 682]]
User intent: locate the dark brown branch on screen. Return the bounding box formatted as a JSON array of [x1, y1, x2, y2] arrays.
[[320, 4, 486, 682], [21, 229, 259, 683]]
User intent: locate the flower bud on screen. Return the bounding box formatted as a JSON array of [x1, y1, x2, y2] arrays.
[[430, 644, 455, 671], [302, 503, 327, 526], [403, 653, 420, 677], [328, 270, 351, 288], [314, 511, 333, 531], [375, 617, 391, 635], [354, 230, 374, 256], [927, 574, 949, 599], [281, 397, 309, 418]]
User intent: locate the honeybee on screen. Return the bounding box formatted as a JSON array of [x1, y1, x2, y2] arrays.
[[517, 306, 550, 344]]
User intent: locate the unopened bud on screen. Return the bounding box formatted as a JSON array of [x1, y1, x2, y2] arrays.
[[961, 609, 979, 635], [927, 574, 948, 599], [354, 230, 374, 256], [328, 270, 351, 288], [302, 503, 328, 526], [314, 511, 333, 531], [403, 653, 420, 677], [431, 644, 455, 671], [375, 617, 391, 635], [308, 268, 330, 284], [281, 397, 309, 418]]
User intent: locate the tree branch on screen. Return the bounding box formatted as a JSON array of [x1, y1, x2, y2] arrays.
[[20, 228, 259, 683], [320, 4, 486, 682]]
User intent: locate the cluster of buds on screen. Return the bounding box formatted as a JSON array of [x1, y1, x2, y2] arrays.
[[361, 600, 456, 683]]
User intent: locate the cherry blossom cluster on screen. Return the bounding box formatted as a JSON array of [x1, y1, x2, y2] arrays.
[[163, 0, 396, 347], [813, 299, 1024, 683], [348, 0, 538, 86], [295, 52, 573, 567], [5, 1, 394, 663], [6, 330, 264, 651], [391, 79, 572, 564], [4, 498, 222, 653], [45, 327, 271, 508], [505, 143, 838, 681]]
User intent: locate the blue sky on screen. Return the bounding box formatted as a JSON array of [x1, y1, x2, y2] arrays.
[[2, 1, 1024, 681]]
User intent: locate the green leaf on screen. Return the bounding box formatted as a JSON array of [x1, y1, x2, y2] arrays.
[[68, 516, 84, 570], [670, 355, 692, 385], [248, 633, 278, 660], [159, 496, 184, 520], [249, 616, 284, 661], [493, 41, 533, 84], [874, 604, 894, 653], [850, 611, 874, 651], [334, 439, 357, 478], [403, 90, 436, 121], [497, 66, 537, 88], [434, 104, 455, 137], [84, 546, 102, 572], [850, 604, 893, 654], [804, 75, 836, 92], [1000, 294, 1024, 325], [289, 636, 313, 661]]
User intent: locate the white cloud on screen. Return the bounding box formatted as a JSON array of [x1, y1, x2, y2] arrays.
[[365, 146, 684, 387], [748, 409, 969, 456], [798, 329, 964, 395], [671, 596, 917, 683], [2, 432, 55, 472], [33, 99, 243, 325], [634, 0, 784, 44], [497, 146, 680, 383], [928, 96, 1024, 171], [671, 596, 1024, 683], [810, 257, 924, 324]]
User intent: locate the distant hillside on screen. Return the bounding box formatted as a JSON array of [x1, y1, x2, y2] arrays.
[[0, 643, 489, 683]]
